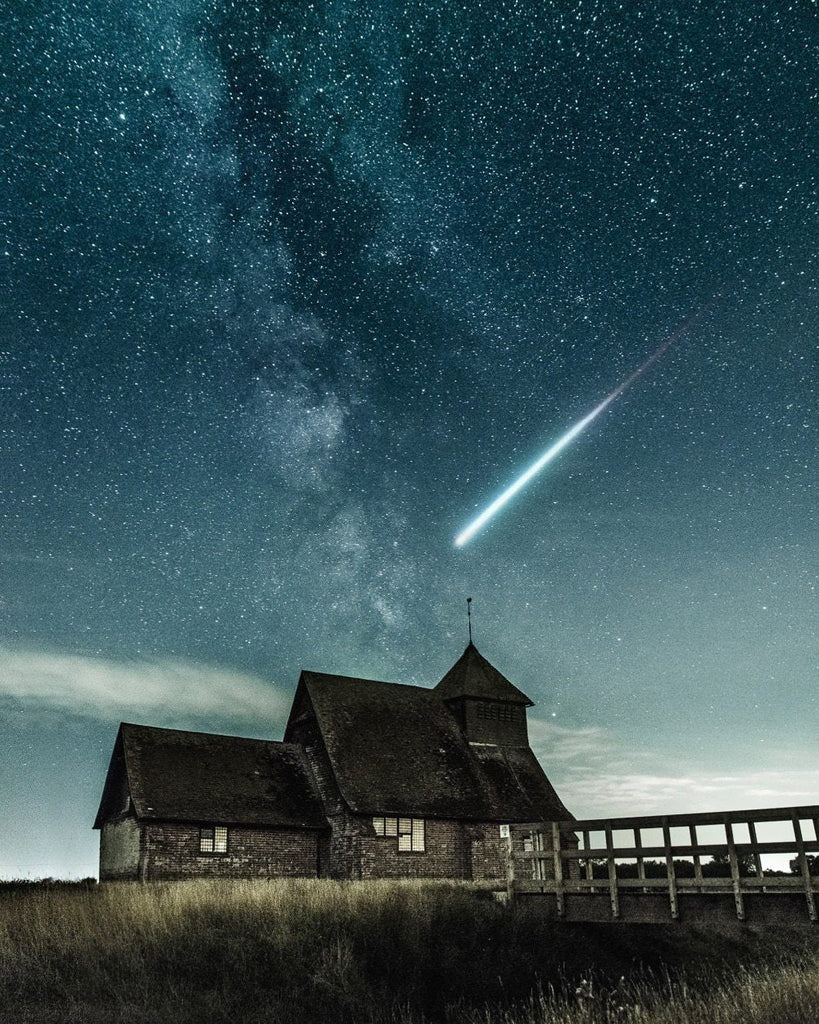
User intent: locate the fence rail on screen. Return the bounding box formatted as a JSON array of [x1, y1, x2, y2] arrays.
[[507, 804, 819, 923]]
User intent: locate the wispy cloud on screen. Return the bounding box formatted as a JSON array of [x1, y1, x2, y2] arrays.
[[528, 715, 819, 818], [555, 767, 819, 818], [528, 718, 625, 764], [0, 647, 288, 727]]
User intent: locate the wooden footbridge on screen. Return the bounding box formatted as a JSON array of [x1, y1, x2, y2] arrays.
[[504, 805, 819, 926]]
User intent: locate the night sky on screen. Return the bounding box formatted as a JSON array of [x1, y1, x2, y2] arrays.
[[2, 1, 817, 878]]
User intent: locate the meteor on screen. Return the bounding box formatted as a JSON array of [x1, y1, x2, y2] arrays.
[[454, 304, 716, 547]]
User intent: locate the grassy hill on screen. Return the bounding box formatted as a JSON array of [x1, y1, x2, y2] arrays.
[[1, 879, 818, 1023]]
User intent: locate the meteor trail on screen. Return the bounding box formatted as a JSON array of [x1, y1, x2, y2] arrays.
[[454, 303, 716, 548]]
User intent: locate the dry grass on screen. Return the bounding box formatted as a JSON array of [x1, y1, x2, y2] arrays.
[[1, 879, 817, 1024], [466, 960, 819, 1024]]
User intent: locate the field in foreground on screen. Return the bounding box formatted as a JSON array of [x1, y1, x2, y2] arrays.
[[1, 879, 818, 1024]]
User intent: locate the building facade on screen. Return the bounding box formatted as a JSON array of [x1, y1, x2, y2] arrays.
[[94, 643, 571, 882]]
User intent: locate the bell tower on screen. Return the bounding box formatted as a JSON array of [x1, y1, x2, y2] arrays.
[[435, 642, 533, 746]]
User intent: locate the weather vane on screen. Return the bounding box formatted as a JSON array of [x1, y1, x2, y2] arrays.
[[466, 597, 473, 644]]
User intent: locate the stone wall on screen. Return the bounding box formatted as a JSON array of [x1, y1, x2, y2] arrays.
[[142, 822, 321, 880], [99, 816, 141, 880]]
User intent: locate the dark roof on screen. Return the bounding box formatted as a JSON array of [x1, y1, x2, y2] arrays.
[[94, 723, 326, 829], [434, 643, 534, 706], [469, 744, 571, 820], [294, 671, 567, 821]]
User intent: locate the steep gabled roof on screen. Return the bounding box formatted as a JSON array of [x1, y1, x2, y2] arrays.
[[434, 643, 534, 706], [293, 671, 567, 820], [469, 744, 571, 820], [93, 723, 326, 829]]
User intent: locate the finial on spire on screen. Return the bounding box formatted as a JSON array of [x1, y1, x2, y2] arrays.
[[466, 596, 473, 644]]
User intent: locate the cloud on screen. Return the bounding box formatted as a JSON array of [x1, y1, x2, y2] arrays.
[[528, 716, 819, 819], [0, 647, 288, 727], [554, 767, 819, 819], [528, 717, 622, 764]]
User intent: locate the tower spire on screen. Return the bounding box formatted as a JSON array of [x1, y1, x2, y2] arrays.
[[466, 596, 473, 645]]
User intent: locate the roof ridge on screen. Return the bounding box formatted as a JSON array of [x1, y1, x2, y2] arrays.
[[300, 670, 436, 694], [120, 722, 291, 745]]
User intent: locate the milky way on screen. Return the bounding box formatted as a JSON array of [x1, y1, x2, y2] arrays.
[[2, 1, 817, 876]]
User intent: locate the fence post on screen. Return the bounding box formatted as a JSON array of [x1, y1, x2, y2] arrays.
[[689, 824, 703, 892], [662, 818, 679, 920], [791, 813, 817, 923], [583, 830, 594, 892], [604, 822, 620, 919], [551, 821, 565, 918], [747, 820, 764, 882], [634, 827, 646, 892], [725, 821, 745, 921]]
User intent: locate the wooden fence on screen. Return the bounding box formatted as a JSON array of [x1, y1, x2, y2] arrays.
[[508, 804, 819, 924]]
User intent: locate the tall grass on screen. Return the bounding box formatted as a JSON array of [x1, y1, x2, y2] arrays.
[[466, 960, 819, 1024], [1, 880, 817, 1024]]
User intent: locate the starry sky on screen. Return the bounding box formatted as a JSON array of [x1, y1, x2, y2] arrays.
[[2, 0, 817, 878]]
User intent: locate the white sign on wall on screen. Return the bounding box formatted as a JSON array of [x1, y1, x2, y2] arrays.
[[499, 824, 510, 838]]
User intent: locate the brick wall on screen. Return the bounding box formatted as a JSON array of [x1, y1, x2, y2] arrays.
[[468, 822, 507, 880], [356, 816, 468, 879], [100, 815, 529, 884], [347, 815, 509, 882], [142, 822, 321, 880], [99, 816, 141, 880]]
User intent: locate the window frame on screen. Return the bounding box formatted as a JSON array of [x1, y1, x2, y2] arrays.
[[372, 815, 425, 853], [199, 825, 229, 855]]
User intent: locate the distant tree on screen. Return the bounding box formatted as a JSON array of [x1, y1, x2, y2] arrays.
[[788, 854, 819, 875], [586, 859, 705, 880], [703, 852, 756, 877]]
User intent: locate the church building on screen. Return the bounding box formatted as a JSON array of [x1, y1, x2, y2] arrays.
[[94, 643, 571, 881]]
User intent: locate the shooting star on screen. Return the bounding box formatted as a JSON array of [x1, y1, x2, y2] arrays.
[[454, 302, 717, 548]]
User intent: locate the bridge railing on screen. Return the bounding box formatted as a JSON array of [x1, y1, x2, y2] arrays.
[[507, 804, 819, 922]]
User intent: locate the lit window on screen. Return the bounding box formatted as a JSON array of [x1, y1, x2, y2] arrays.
[[373, 816, 424, 852], [199, 826, 228, 854], [398, 818, 413, 851]]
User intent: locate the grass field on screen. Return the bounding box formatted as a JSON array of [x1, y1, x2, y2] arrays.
[[1, 879, 818, 1023]]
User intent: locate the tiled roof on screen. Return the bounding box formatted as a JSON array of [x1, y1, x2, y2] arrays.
[[294, 670, 568, 821], [93, 723, 326, 829], [469, 743, 571, 820], [434, 643, 534, 705]]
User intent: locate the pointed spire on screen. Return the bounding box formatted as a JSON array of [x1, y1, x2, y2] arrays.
[[466, 596, 473, 645], [435, 642, 533, 706]]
